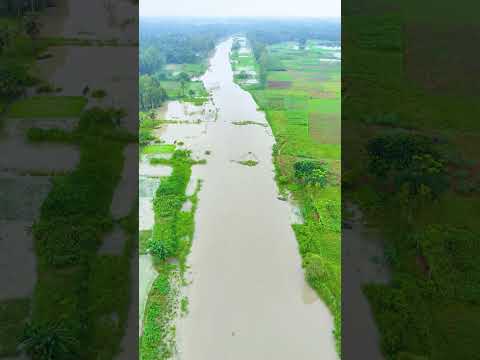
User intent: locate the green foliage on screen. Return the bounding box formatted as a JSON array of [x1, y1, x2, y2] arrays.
[[20, 322, 79, 360], [9, 96, 87, 118], [141, 150, 202, 359], [0, 62, 33, 98], [140, 46, 165, 75], [27, 128, 74, 143], [238, 160, 258, 167], [31, 107, 132, 357], [0, 298, 30, 357], [139, 74, 167, 111], [236, 38, 341, 353], [367, 133, 448, 197], [367, 133, 437, 176], [91, 89, 107, 99], [22, 13, 41, 40], [294, 160, 329, 186], [142, 144, 175, 155]]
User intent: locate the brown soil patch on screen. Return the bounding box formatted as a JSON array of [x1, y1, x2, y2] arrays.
[[267, 81, 292, 89], [309, 113, 340, 144]]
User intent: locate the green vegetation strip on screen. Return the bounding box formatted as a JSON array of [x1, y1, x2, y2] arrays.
[[8, 96, 87, 118], [140, 150, 202, 360], [0, 299, 30, 357], [232, 120, 267, 127], [142, 144, 176, 155], [26, 108, 134, 359]]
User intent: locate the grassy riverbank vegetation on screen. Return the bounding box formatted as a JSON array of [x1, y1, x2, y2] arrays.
[[140, 149, 202, 359], [235, 32, 341, 352], [343, 2, 480, 359], [139, 53, 204, 356]]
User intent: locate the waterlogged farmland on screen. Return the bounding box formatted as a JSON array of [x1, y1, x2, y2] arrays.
[[140, 30, 340, 359], [0, 2, 138, 359]]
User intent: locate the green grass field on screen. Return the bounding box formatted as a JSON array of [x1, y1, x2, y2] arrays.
[[160, 63, 209, 105], [142, 144, 176, 155], [239, 39, 342, 352], [343, 2, 480, 359], [8, 96, 87, 118]]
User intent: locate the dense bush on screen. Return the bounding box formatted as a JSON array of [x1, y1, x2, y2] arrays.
[[367, 133, 448, 196], [21, 322, 80, 360], [139, 75, 167, 111], [366, 133, 437, 176], [0, 62, 33, 98], [294, 159, 329, 186], [27, 128, 74, 143]]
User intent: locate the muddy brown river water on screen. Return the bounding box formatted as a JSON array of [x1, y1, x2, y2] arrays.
[[155, 38, 339, 359]]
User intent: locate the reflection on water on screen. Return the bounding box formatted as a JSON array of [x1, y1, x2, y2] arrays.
[[169, 38, 339, 360], [0, 119, 79, 173], [342, 204, 389, 360], [36, 46, 138, 133], [139, 254, 158, 335], [138, 155, 170, 231]]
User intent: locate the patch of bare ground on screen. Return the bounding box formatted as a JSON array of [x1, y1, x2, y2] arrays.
[[267, 81, 292, 89]]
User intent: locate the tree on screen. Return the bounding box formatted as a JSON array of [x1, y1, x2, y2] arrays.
[[294, 160, 329, 187], [22, 12, 41, 51], [139, 74, 167, 111], [177, 72, 190, 97], [238, 70, 249, 79], [0, 26, 13, 54], [139, 46, 165, 75], [298, 38, 307, 50], [0, 63, 31, 98], [20, 322, 79, 360]]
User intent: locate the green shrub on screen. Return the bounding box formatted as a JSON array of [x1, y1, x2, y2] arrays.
[[91, 89, 107, 99], [27, 128, 73, 143], [294, 159, 328, 186]]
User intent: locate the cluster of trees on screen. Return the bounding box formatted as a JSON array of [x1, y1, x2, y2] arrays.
[[139, 46, 165, 75], [139, 22, 226, 111], [0, 62, 33, 98], [0, 12, 42, 100], [294, 160, 329, 187], [366, 133, 448, 197], [140, 21, 227, 70], [139, 74, 166, 111]]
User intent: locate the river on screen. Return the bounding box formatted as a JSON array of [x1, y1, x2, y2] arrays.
[[152, 38, 339, 359]]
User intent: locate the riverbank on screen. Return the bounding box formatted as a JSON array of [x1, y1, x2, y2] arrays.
[[231, 36, 342, 352]]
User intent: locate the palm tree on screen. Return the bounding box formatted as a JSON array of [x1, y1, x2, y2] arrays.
[[178, 72, 190, 97], [20, 322, 79, 360], [22, 12, 41, 52]]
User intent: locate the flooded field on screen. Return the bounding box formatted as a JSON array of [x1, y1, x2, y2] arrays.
[[146, 38, 338, 359], [36, 46, 138, 133], [343, 204, 389, 360], [0, 119, 79, 173], [39, 0, 137, 42]]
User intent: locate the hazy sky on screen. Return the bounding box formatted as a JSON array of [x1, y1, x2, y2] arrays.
[[139, 0, 340, 18]]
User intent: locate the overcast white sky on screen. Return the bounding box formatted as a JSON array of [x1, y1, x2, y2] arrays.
[[139, 0, 340, 18]]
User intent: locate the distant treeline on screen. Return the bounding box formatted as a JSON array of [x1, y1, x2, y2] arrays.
[[138, 18, 340, 110]]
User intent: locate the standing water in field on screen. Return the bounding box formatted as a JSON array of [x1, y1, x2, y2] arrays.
[[168, 38, 338, 359]]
